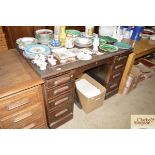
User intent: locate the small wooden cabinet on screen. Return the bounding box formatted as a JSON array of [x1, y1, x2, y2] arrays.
[[0, 49, 48, 129]]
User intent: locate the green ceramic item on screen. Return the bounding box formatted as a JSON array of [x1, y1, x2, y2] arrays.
[[99, 44, 118, 52], [114, 42, 131, 49], [66, 30, 81, 37], [99, 36, 117, 43]]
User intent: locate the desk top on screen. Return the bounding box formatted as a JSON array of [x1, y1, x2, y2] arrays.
[[0, 49, 43, 98], [18, 48, 131, 79], [123, 39, 155, 58]]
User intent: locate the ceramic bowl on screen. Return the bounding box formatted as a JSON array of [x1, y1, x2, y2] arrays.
[[35, 29, 53, 44]]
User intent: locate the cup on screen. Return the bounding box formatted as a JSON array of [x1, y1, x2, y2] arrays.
[[35, 29, 53, 44]]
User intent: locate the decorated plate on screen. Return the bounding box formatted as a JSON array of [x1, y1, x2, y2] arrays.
[[99, 36, 117, 43], [99, 44, 118, 52], [114, 42, 131, 49], [74, 37, 93, 47], [66, 30, 81, 37], [16, 37, 38, 49], [76, 53, 92, 60]]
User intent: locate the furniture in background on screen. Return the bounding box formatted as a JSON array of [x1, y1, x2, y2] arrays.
[[0, 49, 48, 129], [0, 26, 8, 51], [119, 39, 155, 94]]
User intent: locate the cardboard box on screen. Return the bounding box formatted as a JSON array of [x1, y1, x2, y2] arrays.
[[123, 66, 143, 94], [76, 74, 106, 113]]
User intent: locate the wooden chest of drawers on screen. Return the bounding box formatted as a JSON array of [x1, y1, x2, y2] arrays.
[[0, 49, 48, 129], [43, 71, 75, 128]]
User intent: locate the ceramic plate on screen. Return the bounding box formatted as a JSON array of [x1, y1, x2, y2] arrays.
[[81, 32, 98, 38], [48, 43, 61, 49], [74, 37, 93, 47], [114, 42, 131, 49], [66, 30, 81, 37], [16, 37, 38, 49], [76, 53, 92, 60], [99, 36, 117, 43], [99, 44, 118, 52]]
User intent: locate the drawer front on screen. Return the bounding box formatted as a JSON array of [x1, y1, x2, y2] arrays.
[[50, 113, 73, 129], [46, 72, 74, 89], [21, 121, 47, 129], [0, 104, 43, 129], [105, 89, 118, 99], [113, 61, 126, 72], [109, 68, 124, 82], [114, 53, 129, 63], [47, 82, 74, 101], [106, 80, 120, 93], [47, 91, 74, 110], [48, 102, 73, 125], [0, 87, 41, 118]]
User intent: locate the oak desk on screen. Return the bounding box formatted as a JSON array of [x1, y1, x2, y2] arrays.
[[18, 47, 131, 128], [119, 39, 155, 94]]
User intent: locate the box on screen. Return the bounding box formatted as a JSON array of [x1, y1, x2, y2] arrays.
[[75, 74, 106, 113], [123, 66, 143, 94]]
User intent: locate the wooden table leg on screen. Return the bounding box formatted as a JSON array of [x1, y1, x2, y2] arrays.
[[118, 53, 136, 94]]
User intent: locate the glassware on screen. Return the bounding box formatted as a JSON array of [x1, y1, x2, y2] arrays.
[[59, 26, 66, 47]]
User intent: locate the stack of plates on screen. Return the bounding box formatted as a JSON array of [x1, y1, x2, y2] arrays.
[[16, 37, 38, 50], [66, 30, 81, 38], [23, 44, 51, 59], [74, 37, 93, 47]]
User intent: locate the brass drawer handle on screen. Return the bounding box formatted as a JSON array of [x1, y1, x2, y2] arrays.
[[13, 111, 33, 123], [110, 83, 118, 89], [22, 123, 36, 129], [7, 99, 31, 111], [55, 109, 68, 117], [115, 64, 123, 70], [118, 56, 127, 61], [54, 86, 69, 95], [112, 73, 121, 79], [54, 76, 72, 86], [54, 97, 69, 106]]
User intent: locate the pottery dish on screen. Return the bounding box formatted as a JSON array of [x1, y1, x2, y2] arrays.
[[74, 37, 93, 47], [99, 44, 118, 52]]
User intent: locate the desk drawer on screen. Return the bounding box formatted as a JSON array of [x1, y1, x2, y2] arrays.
[[106, 81, 120, 92], [46, 72, 74, 89], [0, 104, 43, 129], [47, 91, 73, 110], [47, 82, 74, 101], [109, 68, 124, 82], [114, 52, 129, 63], [0, 87, 41, 118], [48, 102, 73, 125]]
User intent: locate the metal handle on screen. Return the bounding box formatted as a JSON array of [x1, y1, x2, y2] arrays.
[[7, 99, 31, 111], [55, 109, 68, 117], [13, 111, 33, 123], [22, 123, 35, 129], [110, 83, 118, 89], [54, 97, 69, 106], [115, 64, 123, 70], [112, 73, 121, 79], [118, 56, 127, 61], [54, 86, 69, 95], [54, 76, 72, 86]]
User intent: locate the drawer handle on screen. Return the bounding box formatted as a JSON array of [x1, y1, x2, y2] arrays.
[[54, 97, 69, 106], [115, 64, 123, 70], [22, 123, 36, 129], [54, 76, 72, 86], [118, 56, 127, 61], [7, 99, 31, 111], [112, 73, 121, 79], [13, 111, 33, 123], [110, 83, 118, 89], [54, 86, 69, 95], [55, 109, 68, 117]]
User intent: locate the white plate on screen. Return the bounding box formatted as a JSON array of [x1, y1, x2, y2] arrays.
[[76, 53, 92, 60]]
